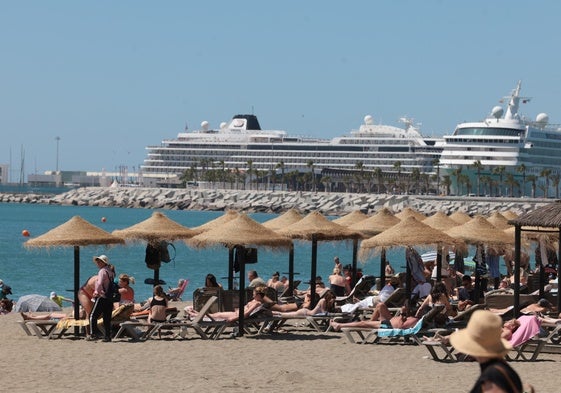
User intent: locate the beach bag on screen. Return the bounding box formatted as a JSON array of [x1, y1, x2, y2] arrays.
[[107, 279, 120, 303], [145, 241, 176, 270]]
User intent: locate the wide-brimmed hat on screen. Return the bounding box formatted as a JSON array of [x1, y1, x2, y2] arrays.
[[50, 292, 57, 298], [449, 310, 512, 358], [93, 255, 110, 265]]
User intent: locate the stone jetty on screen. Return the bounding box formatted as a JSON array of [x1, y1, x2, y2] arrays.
[[0, 187, 554, 217]]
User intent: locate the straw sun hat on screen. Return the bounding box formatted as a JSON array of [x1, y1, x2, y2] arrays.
[[449, 310, 512, 358], [93, 255, 110, 265]]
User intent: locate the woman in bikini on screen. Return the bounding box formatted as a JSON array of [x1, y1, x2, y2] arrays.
[[148, 285, 169, 323], [117, 274, 135, 306], [273, 290, 336, 318], [186, 286, 266, 322], [78, 275, 97, 319], [330, 302, 419, 331]]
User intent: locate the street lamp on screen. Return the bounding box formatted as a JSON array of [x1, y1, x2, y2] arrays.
[[55, 136, 61, 172]]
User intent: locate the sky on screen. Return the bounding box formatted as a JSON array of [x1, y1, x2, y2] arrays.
[[1, 1, 561, 179]]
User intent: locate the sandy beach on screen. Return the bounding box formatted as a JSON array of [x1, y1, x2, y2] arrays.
[[3, 303, 560, 393]]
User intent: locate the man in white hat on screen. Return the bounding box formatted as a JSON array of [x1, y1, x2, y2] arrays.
[[88, 255, 115, 342], [449, 310, 525, 393]]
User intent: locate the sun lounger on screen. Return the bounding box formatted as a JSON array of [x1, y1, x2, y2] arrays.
[[506, 315, 553, 361], [342, 316, 426, 344], [335, 275, 376, 304]]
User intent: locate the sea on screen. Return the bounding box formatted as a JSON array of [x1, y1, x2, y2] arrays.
[[1, 202, 418, 303]]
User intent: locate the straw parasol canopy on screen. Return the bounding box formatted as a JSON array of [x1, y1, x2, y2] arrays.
[[26, 215, 125, 248], [25, 215, 125, 327], [449, 210, 472, 224], [112, 211, 197, 243], [277, 211, 363, 241], [348, 207, 400, 237], [187, 213, 292, 335], [332, 210, 368, 227], [188, 214, 292, 250], [446, 215, 514, 246], [262, 208, 303, 231], [395, 207, 426, 221], [358, 216, 460, 260], [486, 211, 511, 230], [501, 210, 519, 220], [277, 211, 364, 307], [423, 211, 461, 232], [191, 210, 239, 233]]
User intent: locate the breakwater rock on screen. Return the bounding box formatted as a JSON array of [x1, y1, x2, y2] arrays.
[[0, 187, 555, 217]]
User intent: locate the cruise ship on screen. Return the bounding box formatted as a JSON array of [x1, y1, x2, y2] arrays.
[[438, 82, 561, 197], [141, 114, 443, 188]]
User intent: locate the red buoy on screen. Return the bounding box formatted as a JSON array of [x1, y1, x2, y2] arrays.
[[101, 217, 107, 223], [22, 229, 30, 237]]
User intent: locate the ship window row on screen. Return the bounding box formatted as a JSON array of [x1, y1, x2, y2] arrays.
[[454, 128, 524, 137], [531, 132, 561, 141], [445, 138, 519, 144]]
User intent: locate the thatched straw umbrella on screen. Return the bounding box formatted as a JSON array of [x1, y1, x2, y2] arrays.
[[25, 216, 125, 330], [449, 210, 471, 224], [112, 211, 197, 285], [395, 207, 426, 221], [446, 215, 514, 303], [359, 216, 460, 299], [188, 214, 292, 335], [191, 210, 239, 233], [422, 212, 461, 280], [348, 207, 401, 288], [276, 211, 363, 306], [487, 211, 511, 230], [262, 209, 303, 294], [262, 209, 303, 231], [332, 210, 368, 226], [510, 201, 561, 315], [501, 210, 519, 220], [332, 210, 369, 287]]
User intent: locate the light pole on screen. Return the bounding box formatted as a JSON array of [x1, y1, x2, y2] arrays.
[[55, 136, 61, 172]]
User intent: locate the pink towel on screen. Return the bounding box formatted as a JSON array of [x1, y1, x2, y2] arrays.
[[509, 315, 541, 347]]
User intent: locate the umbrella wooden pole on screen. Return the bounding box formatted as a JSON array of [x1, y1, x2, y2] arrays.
[[73, 246, 81, 336], [379, 248, 387, 290], [558, 228, 561, 314], [352, 238, 358, 287], [228, 247, 234, 290], [514, 226, 521, 318], [436, 246, 442, 282], [237, 246, 245, 337], [310, 235, 318, 309], [288, 244, 294, 295]]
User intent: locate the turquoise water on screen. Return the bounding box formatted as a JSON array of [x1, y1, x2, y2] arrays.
[[1, 203, 413, 302]]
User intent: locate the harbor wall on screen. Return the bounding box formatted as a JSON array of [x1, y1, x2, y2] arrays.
[[0, 187, 555, 217]]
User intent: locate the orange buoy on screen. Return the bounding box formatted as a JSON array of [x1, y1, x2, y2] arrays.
[[22, 229, 30, 237], [101, 217, 107, 223]]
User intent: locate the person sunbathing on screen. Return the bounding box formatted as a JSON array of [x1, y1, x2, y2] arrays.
[[77, 275, 97, 319], [273, 291, 336, 318], [330, 302, 418, 331], [21, 311, 69, 320], [185, 287, 267, 322]]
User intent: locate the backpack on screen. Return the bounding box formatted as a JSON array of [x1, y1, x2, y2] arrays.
[[106, 278, 120, 303]]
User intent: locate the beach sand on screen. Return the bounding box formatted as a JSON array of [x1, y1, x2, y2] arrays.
[[3, 304, 559, 393]]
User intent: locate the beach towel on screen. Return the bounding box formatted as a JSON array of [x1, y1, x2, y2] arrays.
[[376, 317, 424, 338], [509, 315, 541, 347]]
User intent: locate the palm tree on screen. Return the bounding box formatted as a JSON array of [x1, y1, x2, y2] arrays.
[[276, 160, 285, 191], [410, 168, 421, 194], [354, 161, 364, 193], [526, 175, 537, 198], [550, 173, 560, 199], [516, 164, 527, 197], [393, 161, 402, 193], [441, 175, 452, 196], [504, 173, 519, 197], [246, 160, 254, 190], [492, 166, 506, 197], [320, 175, 332, 192], [451, 166, 462, 195], [432, 158, 441, 194], [539, 168, 552, 198], [307, 160, 315, 192], [480, 175, 491, 196], [373, 167, 384, 194], [472, 160, 484, 196]]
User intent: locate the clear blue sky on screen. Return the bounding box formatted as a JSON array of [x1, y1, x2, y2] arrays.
[[2, 1, 560, 178]]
